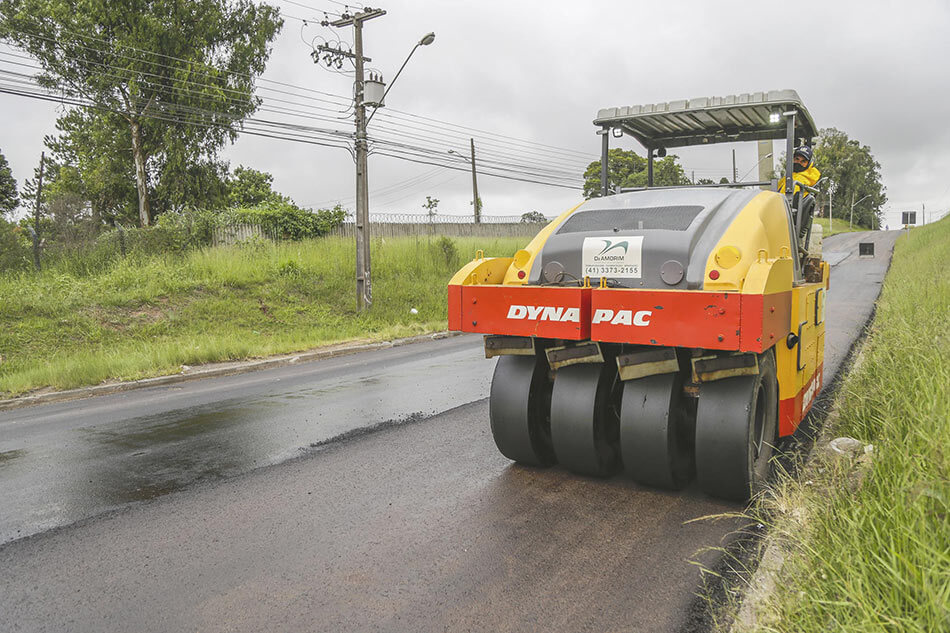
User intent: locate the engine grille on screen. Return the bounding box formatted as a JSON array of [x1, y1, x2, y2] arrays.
[[556, 205, 705, 233]]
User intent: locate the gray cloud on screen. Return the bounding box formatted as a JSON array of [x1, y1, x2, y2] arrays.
[[2, 0, 948, 225]]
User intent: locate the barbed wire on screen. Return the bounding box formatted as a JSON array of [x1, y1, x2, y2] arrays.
[[338, 213, 547, 224]]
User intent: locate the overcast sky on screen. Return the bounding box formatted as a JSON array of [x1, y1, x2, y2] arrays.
[[2, 0, 949, 228]]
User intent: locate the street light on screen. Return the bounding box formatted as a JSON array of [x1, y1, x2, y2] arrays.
[[737, 152, 773, 182], [850, 193, 871, 230], [364, 32, 435, 126]]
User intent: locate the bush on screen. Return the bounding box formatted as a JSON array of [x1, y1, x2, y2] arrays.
[[225, 202, 346, 240], [0, 219, 32, 272]]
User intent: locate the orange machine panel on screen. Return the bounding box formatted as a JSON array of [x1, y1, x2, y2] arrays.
[[590, 288, 741, 351], [738, 292, 792, 353], [453, 285, 591, 340]]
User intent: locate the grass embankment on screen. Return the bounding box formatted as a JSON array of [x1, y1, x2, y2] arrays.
[[745, 218, 949, 632], [0, 236, 523, 395], [813, 217, 864, 237]]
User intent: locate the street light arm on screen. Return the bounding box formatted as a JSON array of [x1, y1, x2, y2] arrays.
[[365, 33, 434, 127]]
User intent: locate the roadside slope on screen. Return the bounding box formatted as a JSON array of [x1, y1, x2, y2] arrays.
[[739, 220, 949, 632], [0, 236, 522, 395]]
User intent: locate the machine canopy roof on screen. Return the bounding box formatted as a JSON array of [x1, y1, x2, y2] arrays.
[[594, 89, 817, 149]]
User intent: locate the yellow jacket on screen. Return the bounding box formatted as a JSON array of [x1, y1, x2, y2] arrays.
[[777, 165, 821, 196]]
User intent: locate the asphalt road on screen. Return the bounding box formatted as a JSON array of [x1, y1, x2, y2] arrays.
[[0, 230, 899, 633]]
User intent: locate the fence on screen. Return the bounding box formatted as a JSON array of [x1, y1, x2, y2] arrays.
[[331, 221, 544, 239], [357, 213, 533, 224], [211, 223, 277, 246]]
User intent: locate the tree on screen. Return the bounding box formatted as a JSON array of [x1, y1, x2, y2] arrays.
[[583, 149, 690, 198], [0, 148, 17, 216], [422, 195, 439, 221], [0, 0, 283, 226], [774, 128, 886, 229], [520, 211, 547, 223], [43, 109, 137, 225], [813, 128, 886, 229], [228, 166, 289, 208]]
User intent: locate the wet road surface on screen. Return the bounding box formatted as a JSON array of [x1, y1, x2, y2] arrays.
[[0, 335, 491, 543], [0, 231, 899, 632]]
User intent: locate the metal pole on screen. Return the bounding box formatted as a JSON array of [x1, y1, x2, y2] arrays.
[[647, 148, 654, 187], [354, 18, 371, 310], [829, 186, 833, 228], [470, 138, 480, 223], [850, 192, 854, 230], [600, 128, 609, 197], [32, 151, 44, 272], [732, 149, 737, 183], [784, 114, 795, 200], [757, 140, 772, 190]]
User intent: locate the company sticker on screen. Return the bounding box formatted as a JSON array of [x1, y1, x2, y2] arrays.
[[582, 236, 643, 279]]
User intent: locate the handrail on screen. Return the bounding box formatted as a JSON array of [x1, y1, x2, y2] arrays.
[[619, 179, 777, 193]]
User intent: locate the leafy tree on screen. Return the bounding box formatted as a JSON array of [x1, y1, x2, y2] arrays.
[[583, 149, 690, 198], [422, 195, 439, 221], [774, 128, 886, 228], [520, 211, 547, 223], [43, 109, 137, 225], [0, 148, 17, 216], [813, 128, 886, 229], [0, 0, 283, 226], [228, 165, 289, 208]]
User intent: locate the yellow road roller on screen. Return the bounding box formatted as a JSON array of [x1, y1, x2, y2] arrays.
[[447, 90, 829, 501]]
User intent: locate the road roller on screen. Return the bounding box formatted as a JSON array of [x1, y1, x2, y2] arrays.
[[447, 90, 828, 501]]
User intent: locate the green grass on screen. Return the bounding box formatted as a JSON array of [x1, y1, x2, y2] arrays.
[[0, 235, 525, 395], [743, 219, 950, 632], [814, 216, 866, 236]]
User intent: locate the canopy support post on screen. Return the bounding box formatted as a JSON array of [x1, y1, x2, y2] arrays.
[[647, 147, 654, 187]]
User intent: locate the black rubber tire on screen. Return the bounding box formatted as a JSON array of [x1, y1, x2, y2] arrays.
[[489, 355, 555, 467], [550, 363, 620, 477], [695, 350, 779, 501], [620, 373, 693, 490]]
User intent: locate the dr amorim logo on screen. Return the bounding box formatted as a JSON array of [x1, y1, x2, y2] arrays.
[[593, 239, 630, 262]]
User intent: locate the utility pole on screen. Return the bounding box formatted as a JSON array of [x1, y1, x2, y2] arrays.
[[470, 138, 480, 223], [321, 8, 386, 310], [32, 151, 45, 272]]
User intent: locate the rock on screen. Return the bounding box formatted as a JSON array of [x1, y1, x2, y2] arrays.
[[828, 436, 864, 456]]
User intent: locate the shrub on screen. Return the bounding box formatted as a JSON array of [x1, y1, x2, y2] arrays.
[[0, 219, 31, 272], [225, 202, 346, 240]]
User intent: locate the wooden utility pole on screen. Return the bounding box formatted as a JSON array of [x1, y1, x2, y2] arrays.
[[32, 151, 45, 271], [470, 138, 480, 223], [326, 8, 386, 310]]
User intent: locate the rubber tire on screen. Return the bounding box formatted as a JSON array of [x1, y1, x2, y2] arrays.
[[550, 363, 620, 477], [695, 350, 778, 501], [489, 355, 555, 467], [620, 373, 693, 490]]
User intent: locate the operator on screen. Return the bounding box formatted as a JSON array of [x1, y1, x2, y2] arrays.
[[777, 145, 820, 196]]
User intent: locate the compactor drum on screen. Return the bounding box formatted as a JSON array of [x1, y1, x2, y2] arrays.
[[448, 90, 828, 501]]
